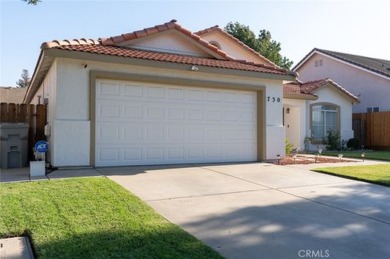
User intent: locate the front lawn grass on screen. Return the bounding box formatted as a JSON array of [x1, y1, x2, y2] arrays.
[[0, 177, 222, 259], [313, 164, 390, 187], [321, 151, 390, 161]]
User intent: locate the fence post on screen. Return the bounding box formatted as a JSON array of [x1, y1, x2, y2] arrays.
[[36, 104, 46, 141], [27, 104, 35, 160], [0, 103, 8, 122]]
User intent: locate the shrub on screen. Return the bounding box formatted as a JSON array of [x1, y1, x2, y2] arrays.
[[285, 138, 293, 155], [325, 130, 340, 150], [347, 138, 361, 150]]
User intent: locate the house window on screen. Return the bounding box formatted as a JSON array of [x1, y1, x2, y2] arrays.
[[311, 104, 339, 143], [209, 41, 221, 49], [367, 107, 380, 113], [314, 60, 323, 67]]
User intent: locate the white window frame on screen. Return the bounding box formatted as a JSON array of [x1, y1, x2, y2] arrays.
[[310, 103, 340, 143]]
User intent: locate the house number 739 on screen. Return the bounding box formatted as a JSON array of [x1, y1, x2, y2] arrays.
[[267, 96, 281, 102]]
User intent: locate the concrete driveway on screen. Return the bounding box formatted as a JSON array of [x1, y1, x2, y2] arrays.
[[98, 163, 390, 259]]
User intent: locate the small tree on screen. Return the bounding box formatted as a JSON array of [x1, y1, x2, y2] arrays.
[[224, 22, 293, 69], [16, 69, 31, 88]]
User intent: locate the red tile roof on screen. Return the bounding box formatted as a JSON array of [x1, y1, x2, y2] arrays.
[[98, 20, 235, 61], [284, 79, 359, 103], [283, 81, 317, 99], [195, 25, 278, 68], [49, 44, 290, 75], [41, 20, 293, 76]]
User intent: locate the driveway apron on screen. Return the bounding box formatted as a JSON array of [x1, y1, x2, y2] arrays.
[[98, 163, 390, 259]]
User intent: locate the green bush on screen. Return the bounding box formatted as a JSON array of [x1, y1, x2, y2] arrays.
[[347, 138, 361, 150], [325, 130, 340, 150], [285, 138, 293, 155]]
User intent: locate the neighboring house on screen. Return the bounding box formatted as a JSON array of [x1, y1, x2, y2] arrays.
[[293, 48, 390, 113], [0, 87, 27, 103], [24, 20, 296, 167], [283, 79, 359, 151]]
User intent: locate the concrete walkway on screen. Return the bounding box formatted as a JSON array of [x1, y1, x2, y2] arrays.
[[0, 167, 102, 183], [98, 161, 390, 259]]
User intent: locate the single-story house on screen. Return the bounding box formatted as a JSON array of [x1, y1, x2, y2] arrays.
[[24, 20, 297, 167], [0, 87, 27, 103], [293, 48, 390, 113], [23, 20, 357, 167], [283, 79, 359, 151]]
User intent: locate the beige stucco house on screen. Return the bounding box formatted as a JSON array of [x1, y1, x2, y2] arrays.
[[23, 20, 357, 167], [24, 20, 298, 167], [293, 48, 390, 113]]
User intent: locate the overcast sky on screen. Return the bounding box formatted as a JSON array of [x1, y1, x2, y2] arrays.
[[1, 0, 389, 86]]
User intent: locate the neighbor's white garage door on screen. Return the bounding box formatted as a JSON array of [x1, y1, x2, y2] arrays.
[[95, 79, 257, 166]]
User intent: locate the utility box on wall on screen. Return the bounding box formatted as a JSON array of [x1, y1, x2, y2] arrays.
[[0, 123, 29, 169]]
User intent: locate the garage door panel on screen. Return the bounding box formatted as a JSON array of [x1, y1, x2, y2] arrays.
[[96, 80, 257, 166], [99, 148, 120, 162], [124, 84, 143, 97], [99, 82, 120, 96], [124, 148, 142, 161], [147, 86, 164, 98]]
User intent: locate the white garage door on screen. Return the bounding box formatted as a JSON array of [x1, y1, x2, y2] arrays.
[[95, 80, 257, 166]]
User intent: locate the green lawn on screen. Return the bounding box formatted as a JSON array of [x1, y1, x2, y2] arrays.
[[321, 151, 390, 161], [313, 164, 390, 187], [0, 177, 222, 259]]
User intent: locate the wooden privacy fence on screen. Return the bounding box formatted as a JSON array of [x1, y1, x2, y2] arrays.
[[353, 111, 390, 150], [0, 102, 46, 159]]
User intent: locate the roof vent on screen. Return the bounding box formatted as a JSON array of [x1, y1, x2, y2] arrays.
[[170, 19, 177, 23]]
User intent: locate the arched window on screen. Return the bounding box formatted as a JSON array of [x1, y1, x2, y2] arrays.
[[310, 103, 340, 143], [209, 41, 221, 49]]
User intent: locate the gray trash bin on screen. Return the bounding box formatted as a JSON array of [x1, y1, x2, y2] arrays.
[[0, 123, 29, 169]]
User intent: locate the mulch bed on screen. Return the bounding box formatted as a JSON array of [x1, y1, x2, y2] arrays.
[[273, 155, 351, 165]]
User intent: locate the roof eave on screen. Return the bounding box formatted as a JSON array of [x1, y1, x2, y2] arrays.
[[283, 93, 318, 100], [292, 48, 317, 71], [293, 48, 390, 81], [51, 48, 294, 78], [309, 81, 360, 104], [25, 48, 294, 102], [24, 49, 55, 104]]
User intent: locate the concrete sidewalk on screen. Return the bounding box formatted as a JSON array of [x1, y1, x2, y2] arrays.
[[0, 167, 102, 183], [0, 237, 34, 259]]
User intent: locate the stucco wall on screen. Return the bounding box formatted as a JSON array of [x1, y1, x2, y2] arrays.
[[296, 53, 390, 113], [130, 31, 212, 57], [31, 61, 57, 163], [200, 32, 264, 63], [35, 57, 286, 166], [306, 86, 354, 150], [265, 82, 286, 158]]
